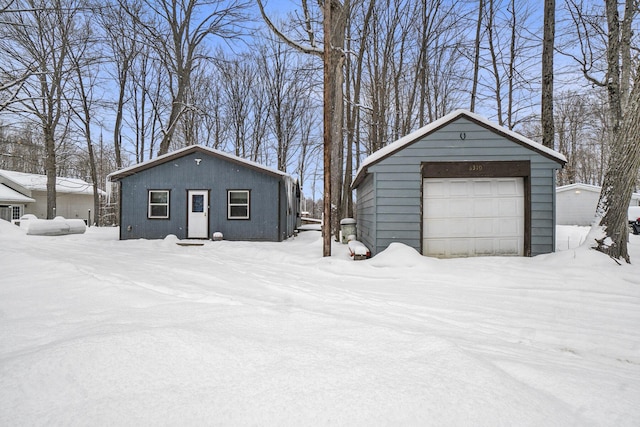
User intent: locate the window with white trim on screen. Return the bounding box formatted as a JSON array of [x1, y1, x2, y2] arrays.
[[11, 206, 21, 220], [148, 190, 169, 218], [228, 190, 249, 219]]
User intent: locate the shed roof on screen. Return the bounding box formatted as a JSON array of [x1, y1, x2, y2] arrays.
[[557, 183, 640, 201], [0, 169, 98, 195], [556, 183, 602, 194], [108, 145, 290, 182], [0, 184, 36, 203], [353, 110, 567, 188]]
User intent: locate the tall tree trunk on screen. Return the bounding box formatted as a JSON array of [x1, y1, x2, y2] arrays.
[[322, 0, 333, 256], [506, 0, 516, 129], [619, 0, 634, 107], [256, 0, 347, 256], [595, 67, 640, 263], [44, 130, 57, 219], [114, 76, 127, 168], [470, 0, 484, 113], [541, 0, 555, 149], [486, 0, 504, 126], [594, 0, 639, 263], [159, 81, 187, 155], [330, 0, 347, 243]]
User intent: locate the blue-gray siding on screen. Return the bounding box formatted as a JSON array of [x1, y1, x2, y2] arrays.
[[119, 151, 292, 241], [356, 117, 561, 257]]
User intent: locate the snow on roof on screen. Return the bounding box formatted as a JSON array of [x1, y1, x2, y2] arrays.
[[108, 144, 290, 182], [556, 183, 602, 194], [0, 183, 36, 203], [0, 169, 99, 195], [353, 109, 567, 187], [557, 183, 640, 200]]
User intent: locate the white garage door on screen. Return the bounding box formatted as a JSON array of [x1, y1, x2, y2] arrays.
[[423, 177, 524, 258]]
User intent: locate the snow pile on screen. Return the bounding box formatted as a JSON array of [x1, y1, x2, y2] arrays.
[[0, 226, 639, 425], [368, 242, 437, 268], [347, 239, 370, 259], [0, 218, 25, 238]]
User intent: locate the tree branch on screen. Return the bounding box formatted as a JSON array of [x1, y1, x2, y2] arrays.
[[256, 0, 323, 57]]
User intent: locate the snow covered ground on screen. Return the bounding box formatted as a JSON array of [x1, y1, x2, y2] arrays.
[[1, 221, 639, 426]]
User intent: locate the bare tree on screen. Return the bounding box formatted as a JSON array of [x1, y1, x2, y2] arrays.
[[125, 0, 249, 156], [412, 1, 465, 126], [564, 0, 639, 261], [593, 1, 639, 262], [476, 0, 539, 128], [257, 0, 349, 256], [217, 54, 254, 158], [67, 7, 103, 225], [0, 0, 82, 218], [297, 107, 321, 200], [596, 66, 640, 262], [470, 0, 484, 112], [100, 0, 145, 168], [127, 42, 169, 161], [0, 123, 43, 172], [362, 1, 401, 153], [199, 74, 227, 150], [0, 1, 35, 111], [344, 0, 374, 217], [554, 91, 596, 185], [541, 0, 555, 149], [257, 36, 315, 172]]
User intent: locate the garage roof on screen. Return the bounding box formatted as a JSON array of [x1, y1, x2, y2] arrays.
[[353, 110, 567, 188]]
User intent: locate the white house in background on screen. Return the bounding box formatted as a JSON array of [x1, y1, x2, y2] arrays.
[[556, 183, 640, 226], [0, 169, 101, 224]]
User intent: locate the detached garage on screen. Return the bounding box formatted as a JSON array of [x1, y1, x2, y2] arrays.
[[352, 110, 566, 258]]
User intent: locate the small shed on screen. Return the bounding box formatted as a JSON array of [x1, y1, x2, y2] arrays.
[[352, 110, 566, 258], [556, 183, 640, 226], [108, 145, 300, 241], [0, 169, 98, 223]]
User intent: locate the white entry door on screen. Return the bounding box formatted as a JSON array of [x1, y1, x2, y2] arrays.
[[188, 190, 209, 238], [423, 177, 524, 258]]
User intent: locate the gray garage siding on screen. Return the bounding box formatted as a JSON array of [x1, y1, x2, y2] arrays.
[[356, 116, 562, 257], [355, 173, 376, 252]]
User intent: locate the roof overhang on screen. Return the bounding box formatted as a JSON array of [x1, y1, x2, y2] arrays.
[[557, 183, 640, 201], [108, 145, 290, 182], [0, 184, 36, 204], [352, 109, 567, 189]]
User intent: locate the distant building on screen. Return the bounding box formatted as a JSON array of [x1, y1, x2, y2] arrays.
[[556, 183, 640, 226], [0, 169, 99, 224]]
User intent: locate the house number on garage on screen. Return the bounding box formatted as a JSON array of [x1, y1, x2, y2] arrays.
[[469, 164, 484, 172]]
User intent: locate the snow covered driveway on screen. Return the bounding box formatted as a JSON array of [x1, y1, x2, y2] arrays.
[[1, 223, 639, 425]]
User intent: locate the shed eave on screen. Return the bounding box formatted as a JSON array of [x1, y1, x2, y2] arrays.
[[108, 145, 291, 182], [353, 110, 567, 187]]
